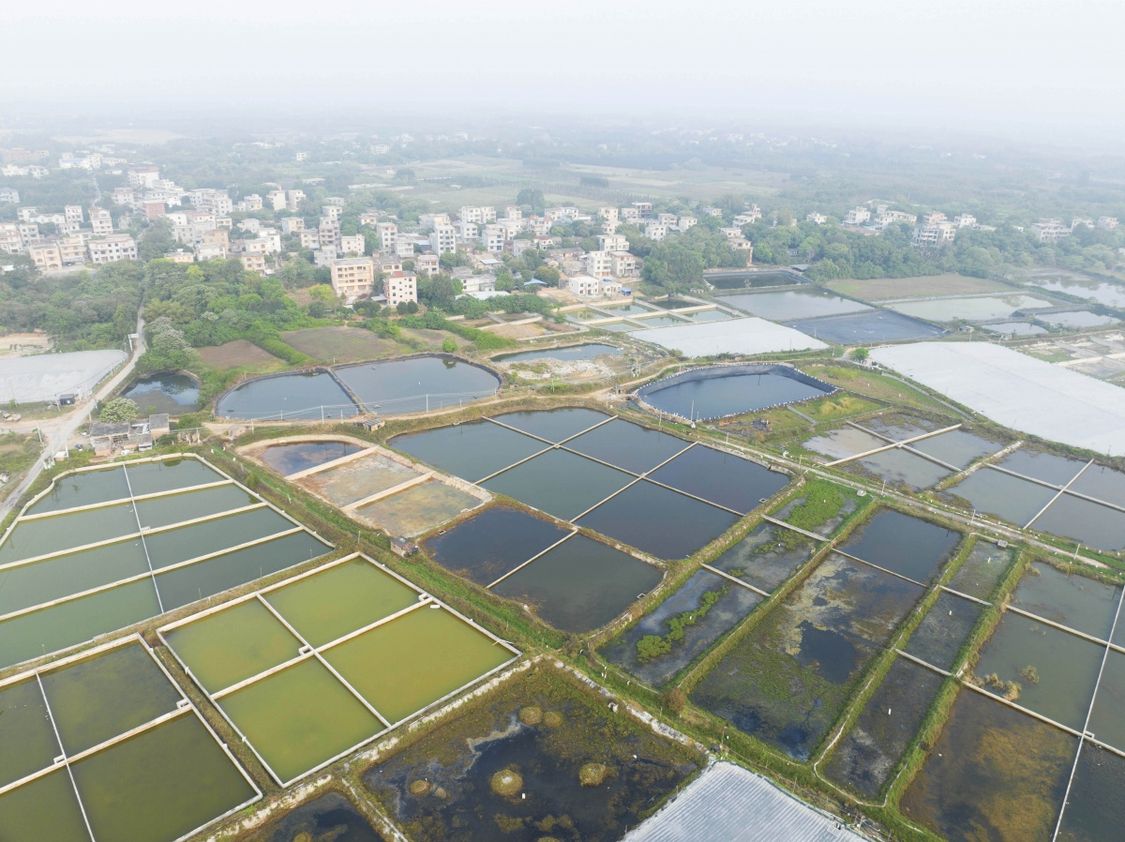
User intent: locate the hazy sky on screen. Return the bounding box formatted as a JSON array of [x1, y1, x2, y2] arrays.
[[3, 0, 1123, 143]]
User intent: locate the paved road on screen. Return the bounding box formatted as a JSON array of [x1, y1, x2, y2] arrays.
[[0, 312, 146, 521]]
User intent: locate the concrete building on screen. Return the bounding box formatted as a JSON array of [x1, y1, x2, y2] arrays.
[[127, 165, 161, 189], [89, 208, 113, 235], [0, 187, 19, 204], [481, 224, 506, 253], [28, 242, 62, 271], [64, 205, 83, 226], [1031, 219, 1071, 243], [0, 223, 23, 254], [281, 217, 305, 235], [58, 236, 88, 266], [565, 274, 602, 297], [843, 206, 871, 225], [376, 222, 398, 254], [330, 257, 375, 301], [584, 251, 614, 278], [430, 224, 457, 255], [239, 254, 268, 272], [299, 230, 320, 249], [644, 223, 668, 241], [415, 253, 440, 276], [598, 233, 630, 252], [339, 234, 365, 256], [385, 271, 418, 307], [806, 212, 828, 225], [88, 234, 138, 264], [611, 251, 639, 278]]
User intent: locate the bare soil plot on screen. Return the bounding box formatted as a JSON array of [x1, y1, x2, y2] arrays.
[[280, 327, 401, 363], [197, 340, 283, 371]]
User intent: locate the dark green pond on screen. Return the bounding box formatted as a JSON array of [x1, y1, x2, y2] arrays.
[[492, 535, 662, 632], [250, 791, 384, 842], [423, 506, 571, 586], [390, 420, 547, 482], [904, 591, 983, 671]]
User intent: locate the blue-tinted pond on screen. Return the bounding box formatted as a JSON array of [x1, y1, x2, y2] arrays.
[[636, 364, 834, 420]]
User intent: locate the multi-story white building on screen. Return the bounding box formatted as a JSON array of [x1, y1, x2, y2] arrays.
[[430, 224, 457, 255], [318, 218, 340, 249], [239, 253, 268, 273], [321, 205, 342, 222], [1031, 219, 1071, 243], [127, 165, 161, 189], [329, 257, 375, 301], [459, 205, 496, 224], [339, 234, 365, 256], [299, 230, 320, 250], [843, 206, 871, 225], [598, 233, 630, 252], [64, 205, 84, 227], [806, 212, 828, 225], [286, 190, 305, 212], [481, 224, 506, 253], [584, 251, 614, 278], [598, 207, 619, 224], [611, 251, 639, 278], [281, 218, 304, 236], [89, 208, 113, 235], [376, 222, 398, 254], [266, 190, 287, 212], [385, 271, 418, 307], [644, 223, 668, 241], [0, 187, 20, 204], [88, 234, 137, 264], [59, 236, 88, 266], [565, 274, 603, 298], [239, 194, 264, 212], [677, 216, 698, 231], [0, 223, 22, 254]]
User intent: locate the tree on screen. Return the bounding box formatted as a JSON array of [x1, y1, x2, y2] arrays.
[[441, 337, 457, 353], [138, 219, 176, 261], [515, 188, 545, 214], [100, 397, 139, 423], [306, 284, 338, 318], [533, 266, 560, 284], [852, 347, 870, 363]]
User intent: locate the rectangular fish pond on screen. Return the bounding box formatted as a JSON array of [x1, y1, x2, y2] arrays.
[[0, 636, 258, 842], [634, 363, 836, 421], [423, 505, 661, 633], [161, 554, 519, 785], [0, 455, 331, 670], [786, 309, 945, 345], [248, 790, 386, 842], [391, 408, 790, 561], [718, 288, 870, 321], [363, 664, 703, 842]]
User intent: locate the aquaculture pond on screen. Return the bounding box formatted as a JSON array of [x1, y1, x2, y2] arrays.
[[163, 555, 518, 785], [497, 343, 623, 363], [216, 371, 358, 420], [972, 612, 1104, 731], [257, 440, 363, 475], [120, 372, 200, 415], [1009, 561, 1121, 640], [423, 506, 571, 587], [395, 409, 777, 560], [600, 569, 763, 687], [948, 540, 1013, 600], [0, 457, 329, 670], [846, 447, 952, 491], [1027, 275, 1125, 309], [889, 294, 1054, 323], [1040, 310, 1118, 329], [825, 656, 945, 798], [719, 289, 869, 321], [492, 535, 663, 633], [1056, 743, 1125, 842], [334, 354, 500, 414], [942, 468, 1059, 526], [706, 269, 805, 288], [691, 552, 924, 760], [636, 364, 834, 420], [0, 640, 258, 842], [708, 522, 820, 593], [902, 690, 1077, 841], [787, 309, 945, 344], [908, 428, 1004, 469], [837, 509, 962, 583], [904, 591, 983, 672], [364, 667, 703, 842], [250, 791, 385, 842]]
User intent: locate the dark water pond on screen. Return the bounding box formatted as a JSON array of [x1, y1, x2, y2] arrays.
[[335, 355, 499, 414], [390, 421, 547, 482], [121, 372, 200, 415], [637, 365, 833, 420], [1010, 561, 1121, 640], [787, 310, 944, 344], [838, 509, 961, 583], [498, 344, 622, 364], [942, 468, 1058, 525], [216, 371, 357, 420], [708, 522, 819, 593], [576, 480, 738, 560], [493, 535, 662, 632], [489, 408, 611, 443], [483, 450, 633, 521], [259, 441, 362, 475], [706, 269, 805, 289], [825, 657, 944, 798], [365, 670, 700, 842], [647, 446, 789, 515], [1057, 743, 1125, 842], [996, 449, 1087, 486], [565, 419, 688, 474], [601, 570, 762, 688], [424, 506, 571, 586], [947, 540, 1013, 600]]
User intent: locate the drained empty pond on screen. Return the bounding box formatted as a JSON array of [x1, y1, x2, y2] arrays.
[[636, 364, 835, 420]]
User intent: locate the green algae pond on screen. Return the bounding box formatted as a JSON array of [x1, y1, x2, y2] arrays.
[[163, 554, 520, 785], [0, 639, 258, 842], [364, 666, 702, 842], [0, 455, 330, 670]]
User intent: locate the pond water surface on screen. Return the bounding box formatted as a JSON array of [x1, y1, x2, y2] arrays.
[[121, 372, 200, 415], [637, 365, 833, 420]]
